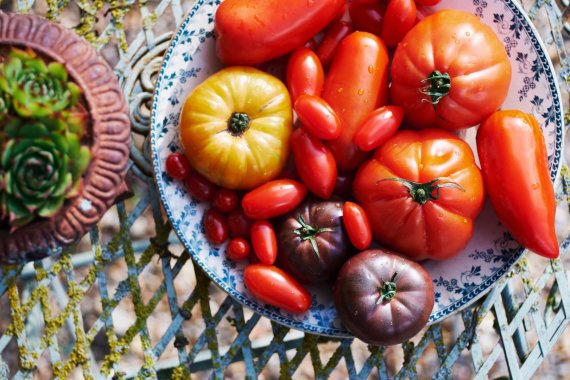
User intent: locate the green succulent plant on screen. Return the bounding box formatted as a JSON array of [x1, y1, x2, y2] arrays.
[[0, 119, 91, 228], [0, 48, 81, 118]]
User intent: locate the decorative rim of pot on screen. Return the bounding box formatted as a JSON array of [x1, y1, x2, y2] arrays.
[[0, 12, 130, 264]]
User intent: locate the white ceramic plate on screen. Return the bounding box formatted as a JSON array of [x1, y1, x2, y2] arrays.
[[151, 0, 564, 336]]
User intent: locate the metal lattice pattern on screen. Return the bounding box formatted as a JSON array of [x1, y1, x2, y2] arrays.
[[0, 0, 569, 378]]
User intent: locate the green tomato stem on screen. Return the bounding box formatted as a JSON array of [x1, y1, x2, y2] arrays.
[[378, 177, 465, 205], [293, 214, 333, 260], [227, 112, 250, 136], [377, 272, 398, 304], [420, 70, 451, 110]]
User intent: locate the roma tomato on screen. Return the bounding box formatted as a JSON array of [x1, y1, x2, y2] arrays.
[[294, 95, 341, 140], [212, 188, 239, 213], [227, 208, 253, 238], [286, 47, 324, 103], [250, 221, 278, 265], [334, 249, 434, 346], [322, 32, 390, 171], [291, 128, 337, 199], [165, 153, 191, 180], [180, 67, 292, 190], [381, 0, 416, 47], [316, 21, 353, 69], [349, 1, 386, 36], [477, 111, 558, 259], [343, 202, 372, 250], [214, 0, 346, 65], [353, 129, 485, 260], [185, 171, 218, 202], [227, 238, 250, 262], [391, 10, 512, 130], [353, 105, 404, 151], [244, 264, 311, 313], [242, 179, 308, 219], [204, 208, 229, 245]]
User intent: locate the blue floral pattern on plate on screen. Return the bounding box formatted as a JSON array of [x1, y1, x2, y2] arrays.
[[151, 0, 564, 337]]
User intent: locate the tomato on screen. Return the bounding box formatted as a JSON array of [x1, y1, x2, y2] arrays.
[[349, 1, 386, 36], [322, 32, 389, 171], [353, 105, 404, 151], [214, 0, 346, 65], [204, 208, 229, 245], [316, 21, 353, 70], [333, 172, 354, 199], [343, 202, 372, 250], [304, 38, 318, 51], [212, 189, 239, 213], [381, 0, 416, 47], [353, 129, 485, 260], [294, 95, 341, 140], [165, 153, 191, 180], [244, 264, 311, 313], [391, 10, 512, 130], [286, 47, 324, 103], [477, 111, 558, 259], [334, 249, 434, 346], [185, 171, 218, 202], [242, 179, 308, 219], [227, 238, 250, 261], [179, 67, 292, 190], [250, 220, 278, 265], [227, 208, 253, 238], [415, 0, 441, 5], [291, 128, 337, 199]]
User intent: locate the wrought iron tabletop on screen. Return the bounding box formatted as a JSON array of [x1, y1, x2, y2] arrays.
[[0, 0, 569, 378]]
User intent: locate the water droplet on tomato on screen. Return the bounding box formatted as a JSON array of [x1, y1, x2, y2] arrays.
[[463, 218, 468, 224], [368, 65, 375, 74], [358, 89, 365, 96], [532, 183, 540, 190], [337, 87, 343, 93]]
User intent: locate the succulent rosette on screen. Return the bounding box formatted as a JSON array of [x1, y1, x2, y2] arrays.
[[0, 48, 80, 118], [0, 119, 91, 228]]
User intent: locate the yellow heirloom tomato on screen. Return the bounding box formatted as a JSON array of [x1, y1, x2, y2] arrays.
[[179, 66, 293, 190]]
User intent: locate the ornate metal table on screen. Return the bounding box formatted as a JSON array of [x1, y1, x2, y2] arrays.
[[0, 0, 569, 378]]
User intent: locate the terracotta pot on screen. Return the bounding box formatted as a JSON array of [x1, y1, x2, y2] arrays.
[[0, 12, 130, 264]]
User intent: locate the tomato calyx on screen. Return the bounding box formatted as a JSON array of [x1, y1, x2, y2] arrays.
[[293, 214, 333, 259], [379, 177, 465, 205], [420, 70, 451, 109], [377, 272, 398, 304], [227, 112, 251, 136]]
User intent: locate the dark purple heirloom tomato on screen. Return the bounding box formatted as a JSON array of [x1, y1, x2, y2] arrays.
[[277, 200, 351, 284], [334, 249, 434, 346]]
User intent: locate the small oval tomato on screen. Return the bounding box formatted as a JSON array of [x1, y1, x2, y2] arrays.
[[242, 179, 308, 219], [316, 21, 353, 69], [353, 105, 404, 151], [349, 1, 386, 36], [227, 208, 253, 238], [212, 188, 239, 213], [186, 171, 218, 201], [294, 95, 341, 140], [244, 264, 311, 313], [250, 221, 278, 265], [291, 128, 337, 199], [227, 238, 250, 261], [477, 110, 558, 259], [165, 153, 191, 180], [381, 0, 416, 48], [343, 202, 372, 250], [286, 47, 324, 103], [204, 208, 229, 245]]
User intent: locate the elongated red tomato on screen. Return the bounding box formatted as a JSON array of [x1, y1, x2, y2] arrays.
[[204, 209, 229, 245], [165, 153, 191, 180], [343, 202, 372, 250], [353, 106, 404, 151], [250, 221, 278, 265], [322, 32, 389, 171], [294, 95, 341, 140], [316, 21, 353, 69], [291, 128, 337, 199], [215, 0, 346, 65], [381, 0, 416, 48], [477, 110, 558, 259], [286, 48, 324, 103], [242, 179, 307, 219], [244, 264, 311, 313], [349, 1, 386, 36]]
